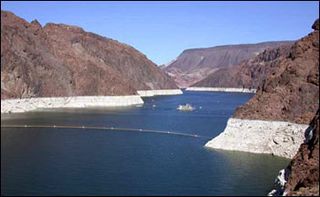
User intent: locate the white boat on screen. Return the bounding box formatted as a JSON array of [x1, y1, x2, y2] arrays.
[[177, 104, 195, 111]]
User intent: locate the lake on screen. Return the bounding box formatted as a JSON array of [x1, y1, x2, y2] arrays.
[[1, 91, 289, 195]]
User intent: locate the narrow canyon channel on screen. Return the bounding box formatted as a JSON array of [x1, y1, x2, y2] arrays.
[[1, 91, 289, 196]]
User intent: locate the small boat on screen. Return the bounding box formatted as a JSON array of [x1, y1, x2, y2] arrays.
[[177, 104, 194, 111]]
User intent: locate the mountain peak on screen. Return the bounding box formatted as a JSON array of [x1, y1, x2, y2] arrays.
[[30, 19, 42, 28]]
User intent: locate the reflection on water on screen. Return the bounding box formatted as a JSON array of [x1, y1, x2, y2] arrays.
[[1, 91, 289, 195], [209, 149, 289, 195]]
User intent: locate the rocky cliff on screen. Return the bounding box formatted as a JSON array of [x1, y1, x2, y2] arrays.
[[268, 19, 319, 196], [164, 41, 293, 88], [1, 10, 178, 99], [192, 43, 293, 89], [203, 18, 319, 194], [283, 110, 319, 196], [233, 19, 319, 125]]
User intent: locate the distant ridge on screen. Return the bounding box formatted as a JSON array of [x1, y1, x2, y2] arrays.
[[164, 41, 294, 88]]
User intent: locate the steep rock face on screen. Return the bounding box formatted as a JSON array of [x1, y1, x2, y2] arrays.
[[233, 20, 319, 124], [284, 110, 319, 196], [1, 11, 80, 98], [281, 19, 319, 196], [193, 44, 293, 89], [1, 10, 177, 99], [164, 41, 293, 88]]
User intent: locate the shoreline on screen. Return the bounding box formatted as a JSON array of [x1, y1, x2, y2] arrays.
[[137, 89, 183, 97], [1, 95, 144, 114], [186, 87, 257, 93], [1, 89, 184, 114], [204, 118, 309, 159]]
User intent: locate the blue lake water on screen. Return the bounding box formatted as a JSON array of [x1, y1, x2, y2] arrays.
[[1, 91, 289, 195]]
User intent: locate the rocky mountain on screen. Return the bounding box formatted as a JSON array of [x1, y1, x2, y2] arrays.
[[192, 43, 293, 89], [233, 18, 319, 125], [1, 10, 178, 99], [164, 41, 293, 88], [271, 19, 319, 196]]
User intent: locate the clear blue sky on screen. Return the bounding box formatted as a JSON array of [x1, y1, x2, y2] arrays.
[[2, 1, 319, 65]]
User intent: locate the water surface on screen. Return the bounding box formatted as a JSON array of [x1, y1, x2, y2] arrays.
[[1, 91, 289, 195]]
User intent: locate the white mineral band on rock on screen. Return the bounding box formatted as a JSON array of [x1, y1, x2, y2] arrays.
[[1, 95, 144, 114], [186, 87, 257, 93], [205, 118, 309, 159], [137, 89, 183, 97]]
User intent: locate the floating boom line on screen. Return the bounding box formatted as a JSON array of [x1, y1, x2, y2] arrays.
[[1, 124, 211, 139]]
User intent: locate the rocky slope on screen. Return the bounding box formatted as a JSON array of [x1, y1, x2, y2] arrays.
[[192, 43, 293, 89], [269, 19, 319, 196], [283, 110, 319, 196], [233, 19, 319, 125], [164, 41, 293, 88], [1, 10, 178, 99], [203, 18, 319, 195], [269, 109, 319, 196]]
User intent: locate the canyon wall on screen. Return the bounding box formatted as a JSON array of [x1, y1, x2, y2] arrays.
[[205, 18, 319, 195], [164, 41, 293, 88], [192, 43, 293, 89], [1, 10, 178, 100]]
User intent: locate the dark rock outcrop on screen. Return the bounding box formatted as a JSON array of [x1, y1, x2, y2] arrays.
[[164, 41, 293, 88], [1, 10, 178, 99], [233, 19, 319, 125], [312, 19, 319, 31], [283, 110, 319, 196]]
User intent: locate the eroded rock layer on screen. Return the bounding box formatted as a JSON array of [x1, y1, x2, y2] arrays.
[[205, 118, 308, 159]]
